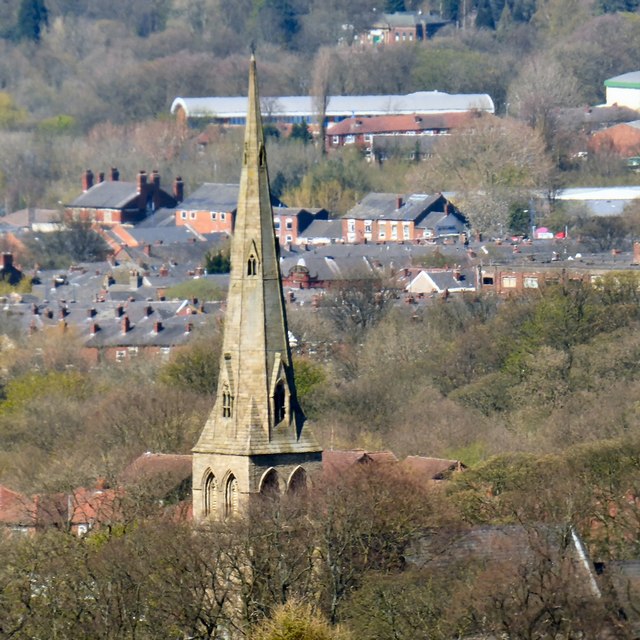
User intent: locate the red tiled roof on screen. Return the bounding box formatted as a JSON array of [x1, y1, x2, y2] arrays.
[[322, 449, 398, 475], [327, 113, 474, 137], [0, 485, 34, 526], [402, 455, 465, 481]]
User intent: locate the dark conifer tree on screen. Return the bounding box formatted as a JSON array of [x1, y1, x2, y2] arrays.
[[17, 0, 48, 42]]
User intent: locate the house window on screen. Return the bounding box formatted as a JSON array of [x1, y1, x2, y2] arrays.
[[211, 212, 217, 220], [180, 211, 187, 220], [160, 347, 171, 360], [332, 136, 340, 145], [482, 276, 494, 286], [502, 276, 517, 288], [403, 223, 411, 239], [379, 227, 386, 239], [274, 218, 281, 230], [115, 350, 126, 362], [347, 219, 355, 233], [190, 211, 196, 220], [285, 218, 293, 230], [364, 134, 373, 143], [220, 212, 226, 221], [391, 224, 398, 239], [76, 524, 89, 536], [285, 235, 293, 243], [524, 277, 539, 288], [345, 135, 356, 144], [395, 33, 400, 41], [222, 386, 233, 418], [128, 346, 138, 357], [364, 221, 372, 233]]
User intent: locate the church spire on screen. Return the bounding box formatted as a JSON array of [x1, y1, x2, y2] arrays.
[[192, 55, 321, 520]]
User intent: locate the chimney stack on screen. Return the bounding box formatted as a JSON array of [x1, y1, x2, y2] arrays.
[[137, 170, 147, 194], [87, 308, 96, 318], [145, 305, 153, 317], [173, 176, 184, 203], [151, 169, 160, 190], [82, 169, 94, 192], [396, 195, 403, 209], [97, 171, 105, 184], [110, 167, 120, 181], [90, 322, 99, 335], [634, 241, 640, 265], [2, 253, 13, 270], [121, 316, 130, 334], [115, 304, 124, 318], [185, 322, 193, 333], [153, 321, 162, 333]]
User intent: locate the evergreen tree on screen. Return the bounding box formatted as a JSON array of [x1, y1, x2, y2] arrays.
[[385, 0, 407, 12], [17, 0, 48, 42]]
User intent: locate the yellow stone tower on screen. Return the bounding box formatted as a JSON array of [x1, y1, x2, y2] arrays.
[[192, 55, 322, 520]]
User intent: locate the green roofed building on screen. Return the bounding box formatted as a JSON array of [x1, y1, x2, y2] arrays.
[[605, 71, 640, 111]]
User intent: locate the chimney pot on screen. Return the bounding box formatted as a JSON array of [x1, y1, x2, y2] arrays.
[[82, 169, 94, 192], [173, 176, 184, 203], [185, 322, 193, 333], [110, 167, 120, 181]]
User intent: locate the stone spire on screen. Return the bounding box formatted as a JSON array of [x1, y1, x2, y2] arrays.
[[192, 55, 321, 520]]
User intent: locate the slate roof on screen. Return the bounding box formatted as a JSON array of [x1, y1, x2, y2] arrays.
[[416, 211, 468, 234], [1, 208, 60, 228], [346, 192, 444, 221], [67, 181, 141, 209], [280, 255, 378, 281], [127, 226, 201, 245], [135, 207, 177, 228], [177, 183, 284, 212], [171, 92, 495, 120], [298, 219, 343, 240]]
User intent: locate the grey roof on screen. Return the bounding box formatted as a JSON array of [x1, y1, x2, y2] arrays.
[[171, 91, 495, 120], [346, 192, 443, 221], [299, 219, 343, 240], [376, 11, 449, 27], [135, 207, 177, 228], [178, 183, 284, 212], [280, 255, 378, 281], [605, 71, 640, 87], [67, 182, 140, 209], [416, 211, 467, 234], [128, 226, 200, 245]]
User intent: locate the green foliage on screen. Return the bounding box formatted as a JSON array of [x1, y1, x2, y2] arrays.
[[204, 247, 230, 274], [37, 114, 76, 135], [0, 92, 27, 129], [251, 600, 349, 640], [164, 278, 224, 301], [292, 357, 326, 413], [289, 121, 312, 144]]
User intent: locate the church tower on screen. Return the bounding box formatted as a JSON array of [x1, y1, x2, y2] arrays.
[[192, 55, 322, 521]]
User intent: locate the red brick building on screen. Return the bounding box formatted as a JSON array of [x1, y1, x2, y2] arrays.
[[66, 168, 181, 225]]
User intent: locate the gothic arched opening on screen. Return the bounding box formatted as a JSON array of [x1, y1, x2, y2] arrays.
[[204, 471, 217, 517], [287, 466, 307, 494], [259, 468, 280, 497], [224, 473, 239, 518]]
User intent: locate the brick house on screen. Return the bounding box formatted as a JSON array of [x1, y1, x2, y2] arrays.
[[355, 11, 451, 46], [343, 192, 467, 243], [326, 112, 473, 155], [175, 183, 284, 236], [65, 168, 182, 225], [273, 207, 329, 245]]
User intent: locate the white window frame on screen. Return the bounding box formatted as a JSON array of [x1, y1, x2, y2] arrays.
[[502, 276, 517, 288]]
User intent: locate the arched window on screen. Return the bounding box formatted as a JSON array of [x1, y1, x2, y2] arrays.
[[247, 254, 257, 276], [287, 467, 307, 494], [274, 380, 286, 424], [259, 468, 280, 496], [204, 472, 217, 517], [225, 474, 239, 518]]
